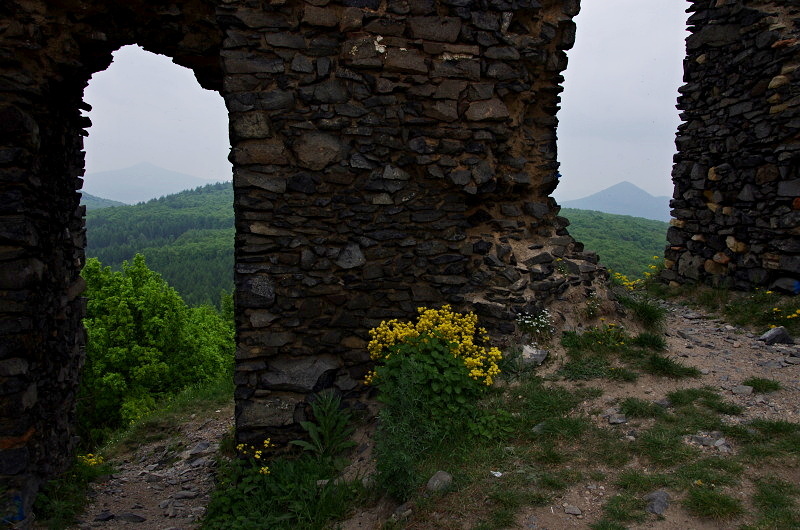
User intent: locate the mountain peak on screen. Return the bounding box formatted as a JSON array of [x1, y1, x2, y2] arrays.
[[83, 163, 218, 204], [559, 181, 671, 222]]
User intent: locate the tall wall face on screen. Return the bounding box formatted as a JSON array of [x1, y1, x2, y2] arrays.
[[223, 0, 597, 446], [1, 0, 603, 520], [664, 0, 800, 292]]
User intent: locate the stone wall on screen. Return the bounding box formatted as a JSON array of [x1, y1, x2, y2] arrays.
[[663, 0, 800, 292], [222, 0, 601, 447], [1, 0, 606, 521], [0, 0, 224, 521]]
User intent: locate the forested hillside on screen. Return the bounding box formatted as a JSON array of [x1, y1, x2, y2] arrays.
[[81, 192, 125, 210], [84, 184, 669, 306], [85, 182, 234, 306], [561, 208, 669, 278]]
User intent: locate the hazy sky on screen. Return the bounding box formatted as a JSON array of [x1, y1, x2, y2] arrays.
[[82, 0, 689, 200]]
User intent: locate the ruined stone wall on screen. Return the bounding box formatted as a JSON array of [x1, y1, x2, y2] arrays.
[[223, 0, 601, 447], [1, 0, 606, 520], [0, 0, 223, 520], [663, 0, 800, 292]]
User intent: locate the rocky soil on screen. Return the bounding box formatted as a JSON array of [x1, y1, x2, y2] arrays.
[[65, 300, 799, 529]]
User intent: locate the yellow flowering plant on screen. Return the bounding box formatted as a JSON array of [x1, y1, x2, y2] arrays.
[[367, 305, 502, 386], [366, 305, 502, 418]]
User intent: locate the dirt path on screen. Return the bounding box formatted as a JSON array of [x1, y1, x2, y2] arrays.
[[71, 405, 233, 529]]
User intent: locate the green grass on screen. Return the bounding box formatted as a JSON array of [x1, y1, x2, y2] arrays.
[[751, 479, 800, 528], [631, 331, 667, 350], [619, 397, 666, 418], [682, 487, 744, 519], [32, 457, 115, 529], [616, 470, 671, 493], [618, 295, 667, 330], [603, 493, 647, 523], [742, 377, 782, 393], [636, 425, 698, 466], [203, 454, 368, 529], [642, 354, 701, 378]]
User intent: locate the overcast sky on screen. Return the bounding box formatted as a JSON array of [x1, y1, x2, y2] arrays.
[[82, 0, 689, 200]]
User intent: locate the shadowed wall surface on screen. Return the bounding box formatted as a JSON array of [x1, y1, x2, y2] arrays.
[[663, 0, 800, 292]]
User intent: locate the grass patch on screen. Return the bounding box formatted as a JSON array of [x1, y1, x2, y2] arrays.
[[636, 425, 698, 466], [533, 417, 591, 439], [674, 458, 743, 488], [603, 493, 648, 523], [682, 487, 743, 519], [631, 331, 667, 351], [590, 520, 628, 530], [751, 479, 800, 528], [619, 397, 666, 418], [558, 356, 612, 380], [32, 456, 115, 529], [742, 377, 782, 393], [642, 354, 701, 378], [203, 454, 368, 529], [619, 295, 667, 330], [616, 470, 671, 493]]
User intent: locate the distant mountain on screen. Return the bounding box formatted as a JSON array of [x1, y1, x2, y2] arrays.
[[560, 181, 672, 222], [81, 192, 126, 210], [83, 162, 224, 204]]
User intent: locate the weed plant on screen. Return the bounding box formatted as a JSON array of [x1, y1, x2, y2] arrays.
[[742, 377, 782, 393], [516, 309, 555, 345], [204, 391, 364, 529], [33, 454, 114, 529], [290, 390, 356, 464], [682, 486, 744, 519], [618, 294, 667, 331]]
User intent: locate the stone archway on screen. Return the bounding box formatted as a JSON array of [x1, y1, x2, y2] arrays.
[[0, 0, 225, 518], [2, 0, 603, 519]]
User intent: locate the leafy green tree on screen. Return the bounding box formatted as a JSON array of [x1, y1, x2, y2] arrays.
[[78, 254, 233, 446]]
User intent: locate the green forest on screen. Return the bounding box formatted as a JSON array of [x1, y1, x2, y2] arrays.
[[85, 182, 234, 306], [561, 208, 669, 278], [84, 183, 669, 306]]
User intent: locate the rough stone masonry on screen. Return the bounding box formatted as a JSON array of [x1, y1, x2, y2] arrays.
[[663, 0, 800, 292], [0, 0, 797, 523]]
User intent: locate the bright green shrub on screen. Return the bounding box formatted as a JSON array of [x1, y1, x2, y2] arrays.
[[79, 254, 233, 446]]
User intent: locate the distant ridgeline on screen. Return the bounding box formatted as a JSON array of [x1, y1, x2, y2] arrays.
[[84, 182, 234, 307], [84, 183, 666, 307]]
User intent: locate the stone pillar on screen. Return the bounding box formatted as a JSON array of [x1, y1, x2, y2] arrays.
[[220, 0, 600, 445], [663, 0, 800, 292], [0, 36, 87, 527]]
